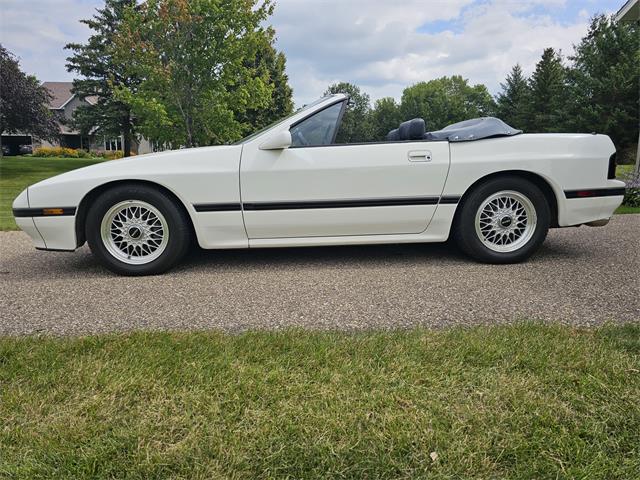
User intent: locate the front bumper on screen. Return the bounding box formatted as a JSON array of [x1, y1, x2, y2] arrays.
[[12, 188, 78, 251]]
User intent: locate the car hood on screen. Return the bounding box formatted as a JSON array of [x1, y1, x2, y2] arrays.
[[30, 144, 242, 189]]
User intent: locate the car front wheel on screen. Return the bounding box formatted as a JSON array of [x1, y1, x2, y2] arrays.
[[454, 176, 551, 263], [86, 184, 191, 275]]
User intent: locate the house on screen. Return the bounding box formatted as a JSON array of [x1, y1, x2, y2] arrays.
[[616, 0, 638, 22], [1, 81, 152, 155], [37, 81, 153, 155]]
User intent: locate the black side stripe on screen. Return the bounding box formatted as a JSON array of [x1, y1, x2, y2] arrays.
[[193, 203, 242, 212], [243, 197, 441, 210], [194, 196, 461, 212], [564, 188, 625, 199], [13, 207, 76, 217]]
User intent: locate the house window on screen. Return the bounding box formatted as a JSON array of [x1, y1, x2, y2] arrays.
[[105, 137, 122, 151]]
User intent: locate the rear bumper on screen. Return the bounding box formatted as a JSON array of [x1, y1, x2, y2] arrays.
[[559, 183, 625, 227]]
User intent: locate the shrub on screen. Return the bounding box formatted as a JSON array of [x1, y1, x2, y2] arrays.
[[98, 150, 125, 160], [621, 171, 640, 207], [33, 146, 93, 158]]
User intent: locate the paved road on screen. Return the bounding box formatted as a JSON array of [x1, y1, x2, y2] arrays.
[[1, 215, 638, 336]]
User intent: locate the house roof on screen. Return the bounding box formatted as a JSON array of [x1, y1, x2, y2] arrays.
[[616, 0, 639, 22], [42, 81, 98, 109], [42, 82, 74, 109]]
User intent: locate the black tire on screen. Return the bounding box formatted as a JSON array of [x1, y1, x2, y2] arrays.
[[453, 176, 550, 264], [86, 184, 191, 276]]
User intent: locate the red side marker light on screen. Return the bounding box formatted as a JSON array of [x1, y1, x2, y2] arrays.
[[576, 191, 593, 198]]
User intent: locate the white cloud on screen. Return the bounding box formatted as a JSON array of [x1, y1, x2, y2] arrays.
[[0, 0, 606, 106], [271, 0, 597, 105], [0, 0, 101, 81]]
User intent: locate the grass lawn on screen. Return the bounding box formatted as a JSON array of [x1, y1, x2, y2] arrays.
[[1, 323, 639, 479], [0, 156, 104, 230]]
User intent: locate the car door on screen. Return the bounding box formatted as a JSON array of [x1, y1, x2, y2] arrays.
[[240, 100, 450, 239]]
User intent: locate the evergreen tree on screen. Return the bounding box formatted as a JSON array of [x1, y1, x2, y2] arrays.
[[566, 15, 639, 159], [324, 82, 373, 143], [527, 48, 568, 132], [0, 44, 58, 149], [65, 0, 138, 156], [369, 97, 402, 141], [496, 64, 530, 130]]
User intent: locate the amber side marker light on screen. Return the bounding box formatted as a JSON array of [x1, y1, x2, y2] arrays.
[[42, 208, 65, 216]]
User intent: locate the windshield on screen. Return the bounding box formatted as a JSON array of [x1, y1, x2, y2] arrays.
[[232, 96, 336, 145]]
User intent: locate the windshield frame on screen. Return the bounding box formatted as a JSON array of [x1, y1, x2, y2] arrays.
[[232, 96, 339, 145]]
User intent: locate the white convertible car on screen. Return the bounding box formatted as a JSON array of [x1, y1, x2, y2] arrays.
[[14, 94, 625, 275]]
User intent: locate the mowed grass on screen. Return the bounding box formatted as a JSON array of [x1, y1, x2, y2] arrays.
[[1, 323, 639, 479], [0, 156, 104, 230]]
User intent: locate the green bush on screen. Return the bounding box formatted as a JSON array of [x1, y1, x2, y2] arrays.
[[622, 172, 640, 207], [33, 146, 92, 158]]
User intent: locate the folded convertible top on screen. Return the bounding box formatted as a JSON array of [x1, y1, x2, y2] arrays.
[[424, 117, 522, 142]]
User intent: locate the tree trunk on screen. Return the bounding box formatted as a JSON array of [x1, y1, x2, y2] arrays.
[[123, 115, 132, 157], [634, 131, 640, 175]]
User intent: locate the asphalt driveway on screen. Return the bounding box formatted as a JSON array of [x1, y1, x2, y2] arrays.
[[1, 214, 638, 336]]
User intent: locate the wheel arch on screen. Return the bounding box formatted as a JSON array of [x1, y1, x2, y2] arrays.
[[75, 179, 196, 248], [452, 170, 559, 229]]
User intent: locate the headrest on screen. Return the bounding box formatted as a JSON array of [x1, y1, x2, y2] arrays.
[[386, 128, 400, 141], [399, 118, 426, 140]]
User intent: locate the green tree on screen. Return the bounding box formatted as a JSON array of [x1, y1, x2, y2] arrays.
[[566, 15, 639, 160], [527, 48, 568, 132], [237, 27, 293, 134], [65, 0, 138, 156], [400, 76, 495, 130], [324, 82, 372, 143], [496, 64, 530, 130], [114, 0, 275, 148], [369, 97, 402, 141], [0, 44, 58, 150]]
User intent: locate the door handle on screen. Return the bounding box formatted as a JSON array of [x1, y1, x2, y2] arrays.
[[408, 150, 432, 162]]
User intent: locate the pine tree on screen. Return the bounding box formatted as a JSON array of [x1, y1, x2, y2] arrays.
[[566, 15, 639, 162], [65, 0, 138, 156], [527, 48, 568, 133], [496, 64, 530, 130]]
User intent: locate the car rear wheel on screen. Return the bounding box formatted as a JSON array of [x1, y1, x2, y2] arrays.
[[454, 176, 550, 263], [86, 184, 190, 275]]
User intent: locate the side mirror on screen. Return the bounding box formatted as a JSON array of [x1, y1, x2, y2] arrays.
[[259, 130, 292, 150]]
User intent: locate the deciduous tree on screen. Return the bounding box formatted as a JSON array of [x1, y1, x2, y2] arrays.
[[114, 0, 276, 148], [237, 27, 293, 134], [324, 82, 373, 143], [0, 45, 58, 149], [400, 76, 495, 131], [369, 97, 402, 141]]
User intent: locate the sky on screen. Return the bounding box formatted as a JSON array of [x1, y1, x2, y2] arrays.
[[0, 0, 624, 106]]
